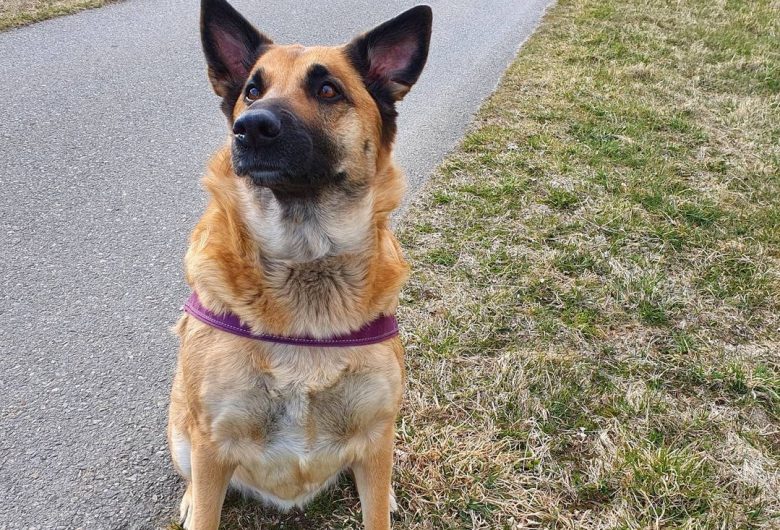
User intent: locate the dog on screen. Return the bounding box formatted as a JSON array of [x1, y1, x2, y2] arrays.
[[166, 1, 432, 528]]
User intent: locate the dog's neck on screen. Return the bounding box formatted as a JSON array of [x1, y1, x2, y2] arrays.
[[239, 181, 375, 263], [185, 148, 408, 339]]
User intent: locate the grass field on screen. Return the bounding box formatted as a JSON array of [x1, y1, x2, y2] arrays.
[[203, 0, 780, 527], [0, 0, 113, 31]]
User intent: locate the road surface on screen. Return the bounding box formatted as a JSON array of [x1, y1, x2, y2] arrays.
[[0, 0, 551, 527]]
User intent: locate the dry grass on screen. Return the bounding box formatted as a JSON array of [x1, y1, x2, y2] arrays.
[[185, 0, 780, 527], [0, 0, 115, 31]]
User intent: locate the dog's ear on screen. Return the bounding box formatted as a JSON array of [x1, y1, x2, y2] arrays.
[[346, 5, 432, 103], [201, 0, 272, 116]]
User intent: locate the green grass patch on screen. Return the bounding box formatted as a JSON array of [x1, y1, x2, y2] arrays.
[[0, 0, 116, 31], [392, 0, 780, 526]]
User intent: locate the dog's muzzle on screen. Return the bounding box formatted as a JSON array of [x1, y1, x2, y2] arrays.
[[230, 101, 316, 190]]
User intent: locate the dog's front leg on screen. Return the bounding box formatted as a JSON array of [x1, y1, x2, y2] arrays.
[[189, 433, 235, 530], [353, 423, 396, 530]]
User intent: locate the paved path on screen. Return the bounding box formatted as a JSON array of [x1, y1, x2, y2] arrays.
[[0, 0, 550, 527]]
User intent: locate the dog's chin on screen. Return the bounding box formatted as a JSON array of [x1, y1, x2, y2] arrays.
[[236, 167, 316, 198], [243, 168, 286, 187]]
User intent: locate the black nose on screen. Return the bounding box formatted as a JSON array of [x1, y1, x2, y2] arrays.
[[233, 109, 282, 145]]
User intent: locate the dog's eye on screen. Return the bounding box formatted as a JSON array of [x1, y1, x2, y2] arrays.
[[317, 82, 340, 100], [246, 84, 262, 101]]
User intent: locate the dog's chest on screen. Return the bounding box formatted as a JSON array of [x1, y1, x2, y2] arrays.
[[202, 346, 401, 499]]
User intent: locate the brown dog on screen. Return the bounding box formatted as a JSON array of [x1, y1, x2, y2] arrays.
[[167, 1, 432, 528]]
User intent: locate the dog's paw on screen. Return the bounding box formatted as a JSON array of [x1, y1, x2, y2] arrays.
[[179, 485, 193, 529], [389, 488, 397, 513]]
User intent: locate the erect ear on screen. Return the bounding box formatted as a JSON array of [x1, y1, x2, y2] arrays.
[[200, 0, 272, 116], [347, 5, 432, 103]]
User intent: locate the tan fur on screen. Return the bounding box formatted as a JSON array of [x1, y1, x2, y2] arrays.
[[168, 43, 410, 530]]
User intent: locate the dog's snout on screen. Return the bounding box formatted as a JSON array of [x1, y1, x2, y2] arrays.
[[233, 109, 282, 145]]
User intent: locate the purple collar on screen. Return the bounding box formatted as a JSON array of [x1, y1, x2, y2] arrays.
[[183, 292, 399, 347]]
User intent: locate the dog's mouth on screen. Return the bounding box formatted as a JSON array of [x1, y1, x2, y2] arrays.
[[231, 147, 330, 198], [233, 159, 318, 196], [245, 168, 283, 181], [231, 143, 293, 185], [235, 163, 285, 186]]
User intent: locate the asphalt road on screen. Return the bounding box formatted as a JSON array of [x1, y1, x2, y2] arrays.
[[0, 0, 550, 527]]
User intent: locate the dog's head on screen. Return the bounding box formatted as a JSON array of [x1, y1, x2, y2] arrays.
[[200, 0, 432, 198]]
